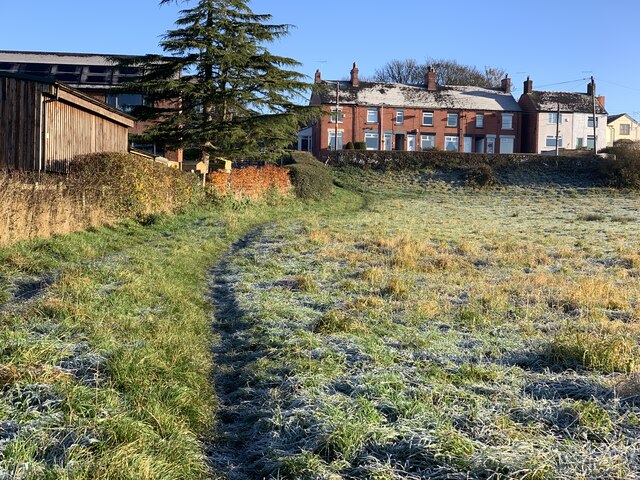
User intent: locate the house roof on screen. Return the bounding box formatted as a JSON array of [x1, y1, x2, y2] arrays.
[[315, 80, 521, 112], [0, 50, 145, 89], [522, 90, 607, 114], [608, 113, 638, 125]]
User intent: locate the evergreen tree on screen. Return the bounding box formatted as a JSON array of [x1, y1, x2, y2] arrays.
[[123, 0, 315, 167]]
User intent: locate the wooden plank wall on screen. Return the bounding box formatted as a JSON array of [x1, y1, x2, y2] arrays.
[[0, 76, 46, 171], [45, 99, 129, 173]]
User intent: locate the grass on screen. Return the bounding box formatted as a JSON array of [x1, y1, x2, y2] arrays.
[[0, 189, 363, 479], [203, 168, 640, 479], [2, 166, 640, 479]]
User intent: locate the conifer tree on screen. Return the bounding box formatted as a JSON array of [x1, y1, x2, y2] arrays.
[[125, 0, 315, 168]]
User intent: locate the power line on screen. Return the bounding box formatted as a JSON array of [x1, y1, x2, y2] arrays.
[[598, 78, 640, 93], [534, 78, 589, 89]]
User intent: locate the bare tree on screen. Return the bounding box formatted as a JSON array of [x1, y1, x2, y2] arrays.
[[371, 58, 505, 87]]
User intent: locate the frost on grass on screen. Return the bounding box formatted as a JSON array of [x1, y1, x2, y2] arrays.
[[208, 188, 640, 480]]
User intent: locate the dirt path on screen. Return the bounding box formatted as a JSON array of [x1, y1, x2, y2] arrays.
[[206, 227, 272, 480]]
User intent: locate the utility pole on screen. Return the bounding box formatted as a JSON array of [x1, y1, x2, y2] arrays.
[[555, 103, 561, 156], [591, 76, 597, 153], [334, 81, 340, 153]]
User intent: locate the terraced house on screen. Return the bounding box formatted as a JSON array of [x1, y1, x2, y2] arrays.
[[304, 63, 522, 157], [518, 77, 607, 154]]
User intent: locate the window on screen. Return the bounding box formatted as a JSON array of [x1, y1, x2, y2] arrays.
[[587, 116, 599, 128], [476, 113, 484, 128], [328, 130, 343, 150], [502, 113, 513, 130], [421, 134, 435, 151], [365, 131, 379, 150], [395, 110, 404, 125], [447, 113, 458, 127], [545, 136, 563, 147], [587, 135, 595, 150], [330, 108, 343, 123], [422, 111, 433, 126], [620, 124, 631, 135], [577, 138, 585, 148], [548, 113, 562, 124], [445, 135, 459, 151], [106, 93, 146, 113], [299, 135, 312, 152], [367, 109, 378, 123], [499, 136, 515, 154]]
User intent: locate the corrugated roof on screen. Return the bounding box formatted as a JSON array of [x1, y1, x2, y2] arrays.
[[316, 80, 521, 112], [524, 90, 607, 114]]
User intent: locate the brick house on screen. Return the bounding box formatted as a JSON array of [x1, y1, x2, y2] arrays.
[[305, 63, 522, 158], [518, 77, 607, 153], [0, 50, 183, 165]]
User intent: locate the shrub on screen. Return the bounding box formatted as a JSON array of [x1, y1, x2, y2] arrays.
[[207, 164, 292, 201], [464, 163, 499, 188], [599, 146, 640, 189], [354, 142, 367, 150], [285, 154, 334, 200], [282, 151, 322, 166]]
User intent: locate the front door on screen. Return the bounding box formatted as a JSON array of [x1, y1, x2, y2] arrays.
[[475, 137, 485, 153], [486, 136, 495, 154], [464, 136, 473, 153], [395, 133, 405, 151], [407, 134, 416, 152]]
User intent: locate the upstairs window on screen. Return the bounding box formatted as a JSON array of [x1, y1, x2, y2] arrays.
[[447, 113, 458, 127], [620, 124, 631, 135], [588, 116, 599, 128], [502, 113, 513, 130], [367, 109, 378, 123], [548, 113, 562, 124], [476, 113, 484, 128], [330, 108, 343, 123], [395, 109, 404, 125], [422, 111, 433, 126]]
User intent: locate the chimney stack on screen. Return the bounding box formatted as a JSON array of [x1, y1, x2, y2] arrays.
[[314, 69, 322, 84], [597, 95, 605, 110], [523, 76, 533, 94], [426, 66, 437, 91], [501, 74, 511, 93], [350, 62, 359, 87]]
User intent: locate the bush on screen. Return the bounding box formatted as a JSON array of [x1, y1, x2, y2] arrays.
[[464, 163, 500, 188], [286, 155, 334, 200], [354, 142, 367, 150], [599, 146, 640, 189], [207, 164, 292, 201], [282, 151, 322, 166]]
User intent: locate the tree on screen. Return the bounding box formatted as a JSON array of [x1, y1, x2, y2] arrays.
[[371, 58, 505, 87], [122, 0, 316, 169]]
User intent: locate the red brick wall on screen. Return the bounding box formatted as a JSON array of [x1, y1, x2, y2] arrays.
[[313, 104, 521, 157]]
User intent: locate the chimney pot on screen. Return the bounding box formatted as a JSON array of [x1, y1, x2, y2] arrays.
[[314, 69, 322, 84]]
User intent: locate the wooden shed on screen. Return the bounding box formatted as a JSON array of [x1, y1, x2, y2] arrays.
[[0, 72, 135, 172]]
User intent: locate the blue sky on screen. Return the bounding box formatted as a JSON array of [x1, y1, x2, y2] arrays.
[[2, 0, 639, 116]]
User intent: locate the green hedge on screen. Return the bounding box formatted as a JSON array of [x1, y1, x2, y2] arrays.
[[284, 153, 334, 200], [325, 150, 600, 171]]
